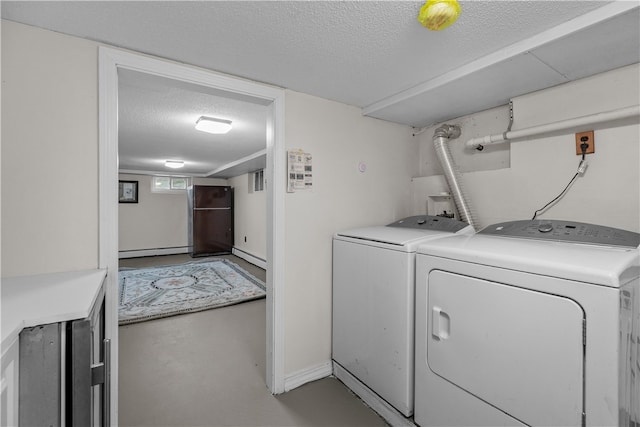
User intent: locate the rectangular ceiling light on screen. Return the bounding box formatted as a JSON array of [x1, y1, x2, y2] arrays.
[[195, 116, 233, 134], [165, 160, 184, 169]]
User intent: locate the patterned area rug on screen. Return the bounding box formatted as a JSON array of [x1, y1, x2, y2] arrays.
[[118, 259, 266, 325]]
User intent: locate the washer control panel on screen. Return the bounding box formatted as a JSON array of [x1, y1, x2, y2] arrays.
[[480, 219, 640, 248], [388, 215, 469, 233]]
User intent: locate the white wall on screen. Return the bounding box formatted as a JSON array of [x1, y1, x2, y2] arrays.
[[283, 90, 417, 373], [413, 64, 640, 232], [1, 20, 99, 277], [118, 174, 227, 252], [228, 173, 267, 261]]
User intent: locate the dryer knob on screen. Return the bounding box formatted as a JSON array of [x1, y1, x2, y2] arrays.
[[538, 223, 554, 233]]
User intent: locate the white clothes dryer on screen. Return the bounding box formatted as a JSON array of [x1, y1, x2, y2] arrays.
[[332, 215, 473, 418], [414, 219, 640, 427]]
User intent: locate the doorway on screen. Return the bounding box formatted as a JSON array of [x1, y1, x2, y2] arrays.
[[98, 47, 286, 424]]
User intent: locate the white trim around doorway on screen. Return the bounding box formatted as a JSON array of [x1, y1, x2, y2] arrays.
[[98, 46, 286, 424]]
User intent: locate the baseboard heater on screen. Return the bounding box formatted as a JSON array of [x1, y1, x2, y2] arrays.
[[232, 248, 267, 270], [118, 246, 189, 259], [119, 246, 267, 270]]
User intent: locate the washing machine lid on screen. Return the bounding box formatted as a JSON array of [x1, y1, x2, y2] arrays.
[[387, 215, 470, 233], [336, 215, 473, 249], [335, 226, 454, 249], [417, 231, 640, 288]]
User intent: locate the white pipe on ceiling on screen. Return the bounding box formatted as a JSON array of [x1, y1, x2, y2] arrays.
[[466, 105, 640, 150]]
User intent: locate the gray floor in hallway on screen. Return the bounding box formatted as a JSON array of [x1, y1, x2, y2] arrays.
[[118, 254, 388, 427]]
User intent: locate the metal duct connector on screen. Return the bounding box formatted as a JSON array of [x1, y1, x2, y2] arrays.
[[433, 124, 478, 230]]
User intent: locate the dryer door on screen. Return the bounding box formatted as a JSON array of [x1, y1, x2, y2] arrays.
[[427, 271, 584, 426]]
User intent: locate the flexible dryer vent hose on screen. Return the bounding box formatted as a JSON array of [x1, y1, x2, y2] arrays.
[[433, 124, 478, 231]]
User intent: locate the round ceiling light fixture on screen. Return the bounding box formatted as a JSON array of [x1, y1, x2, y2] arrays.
[[418, 0, 461, 31]]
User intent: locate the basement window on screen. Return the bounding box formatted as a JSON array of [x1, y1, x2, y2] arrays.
[[248, 169, 265, 193], [151, 176, 190, 193], [252, 169, 264, 192]]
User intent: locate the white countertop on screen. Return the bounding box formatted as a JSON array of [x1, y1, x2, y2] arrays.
[[1, 269, 107, 352]]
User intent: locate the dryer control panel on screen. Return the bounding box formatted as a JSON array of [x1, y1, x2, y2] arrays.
[[480, 219, 640, 248], [388, 215, 469, 233]]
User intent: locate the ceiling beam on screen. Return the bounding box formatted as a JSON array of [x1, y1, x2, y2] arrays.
[[206, 148, 267, 177], [362, 2, 639, 118]]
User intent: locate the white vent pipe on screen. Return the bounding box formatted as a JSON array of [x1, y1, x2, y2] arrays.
[[466, 105, 640, 149], [433, 124, 478, 230]]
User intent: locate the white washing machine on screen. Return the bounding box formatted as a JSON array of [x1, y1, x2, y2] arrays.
[[332, 215, 473, 418], [414, 219, 640, 427]]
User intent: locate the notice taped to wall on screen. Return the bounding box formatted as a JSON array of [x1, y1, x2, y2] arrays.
[[287, 149, 313, 192]]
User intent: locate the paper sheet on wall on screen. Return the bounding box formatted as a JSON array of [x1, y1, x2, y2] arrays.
[[287, 149, 312, 192]]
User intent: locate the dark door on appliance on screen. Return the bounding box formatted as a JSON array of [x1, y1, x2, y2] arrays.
[[191, 186, 233, 256], [194, 185, 232, 209]]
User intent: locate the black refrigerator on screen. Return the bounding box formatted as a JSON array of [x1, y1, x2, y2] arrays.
[[187, 185, 233, 256]]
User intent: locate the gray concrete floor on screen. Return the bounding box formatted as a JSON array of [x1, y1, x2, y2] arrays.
[[118, 254, 387, 427]]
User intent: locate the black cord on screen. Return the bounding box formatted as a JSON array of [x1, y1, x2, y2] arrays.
[[531, 172, 580, 220], [581, 142, 589, 160], [532, 140, 589, 220]]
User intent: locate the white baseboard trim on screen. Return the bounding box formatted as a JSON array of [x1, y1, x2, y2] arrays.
[[333, 362, 416, 427], [232, 247, 267, 270], [283, 361, 333, 392], [118, 246, 189, 259]]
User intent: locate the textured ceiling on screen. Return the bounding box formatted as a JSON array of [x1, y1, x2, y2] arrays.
[[3, 1, 638, 177], [118, 70, 267, 177]]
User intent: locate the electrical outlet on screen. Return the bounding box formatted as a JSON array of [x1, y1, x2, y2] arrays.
[[575, 131, 595, 155]]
